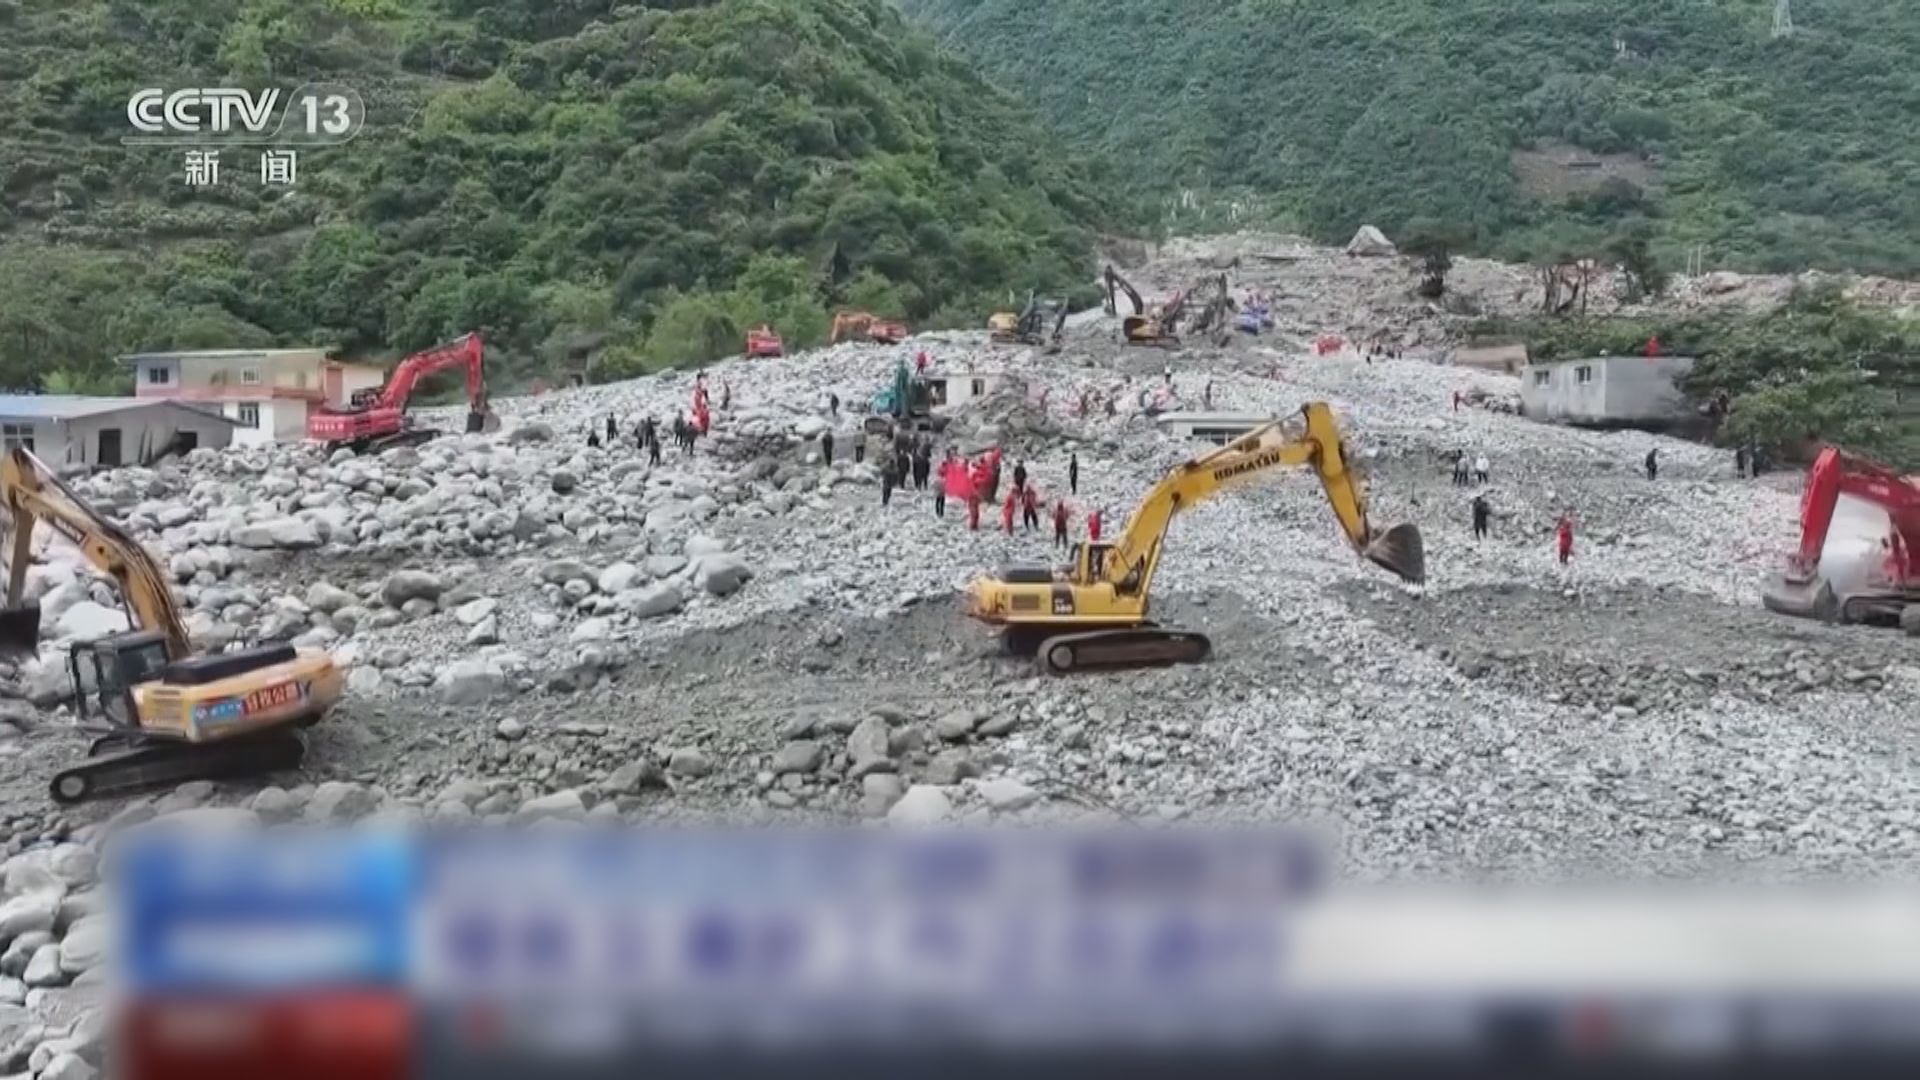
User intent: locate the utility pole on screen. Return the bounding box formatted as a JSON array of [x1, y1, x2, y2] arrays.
[[1773, 0, 1793, 39]]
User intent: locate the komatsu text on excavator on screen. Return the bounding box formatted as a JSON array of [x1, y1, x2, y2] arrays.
[[0, 449, 343, 802], [965, 403, 1425, 674]]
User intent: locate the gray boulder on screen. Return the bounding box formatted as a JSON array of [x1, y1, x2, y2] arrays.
[[381, 570, 446, 608]]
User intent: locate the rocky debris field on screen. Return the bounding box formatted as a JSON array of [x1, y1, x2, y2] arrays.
[[1128, 230, 1920, 353], [0, 233, 1915, 1074]]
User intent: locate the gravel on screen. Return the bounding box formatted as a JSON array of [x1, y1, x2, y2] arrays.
[[0, 231, 1912, 1069]]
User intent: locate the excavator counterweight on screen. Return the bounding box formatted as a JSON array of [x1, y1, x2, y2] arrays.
[[965, 402, 1424, 675]]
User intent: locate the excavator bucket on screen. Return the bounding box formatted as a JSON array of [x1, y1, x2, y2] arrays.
[[1364, 523, 1426, 585], [0, 603, 41, 657], [468, 409, 502, 435]]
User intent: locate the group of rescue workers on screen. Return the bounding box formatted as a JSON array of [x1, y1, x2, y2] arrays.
[[834, 424, 1105, 548]]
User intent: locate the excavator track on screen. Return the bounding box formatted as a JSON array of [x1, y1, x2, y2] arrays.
[[1034, 627, 1212, 676], [50, 729, 307, 805]]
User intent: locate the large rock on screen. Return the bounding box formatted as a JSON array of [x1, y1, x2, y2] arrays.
[[845, 716, 893, 774], [40, 1052, 95, 1080], [975, 778, 1040, 812], [772, 740, 823, 775], [51, 603, 127, 643], [538, 559, 594, 587], [234, 517, 320, 549], [3, 847, 92, 896], [0, 893, 59, 940], [616, 582, 683, 620], [453, 597, 498, 626], [693, 554, 753, 597], [517, 790, 585, 822], [506, 421, 554, 445], [886, 785, 952, 826], [306, 781, 379, 823], [667, 748, 712, 778], [436, 660, 507, 705], [381, 570, 446, 608], [304, 582, 356, 614], [55, 915, 106, 974], [597, 563, 642, 595], [22, 943, 62, 987]]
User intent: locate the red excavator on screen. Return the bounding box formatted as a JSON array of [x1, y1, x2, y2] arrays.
[[745, 325, 783, 358], [307, 332, 500, 452], [1761, 446, 1920, 633]]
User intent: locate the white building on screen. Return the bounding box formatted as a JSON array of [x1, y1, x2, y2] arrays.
[[121, 347, 386, 446], [1154, 411, 1272, 445], [1520, 355, 1698, 429], [0, 396, 236, 469], [923, 371, 1008, 412]]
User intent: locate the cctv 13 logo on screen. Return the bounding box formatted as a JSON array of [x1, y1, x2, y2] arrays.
[[124, 83, 365, 146]]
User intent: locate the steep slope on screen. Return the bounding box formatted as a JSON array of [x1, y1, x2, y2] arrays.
[[0, 0, 1126, 390], [900, 0, 1920, 275]]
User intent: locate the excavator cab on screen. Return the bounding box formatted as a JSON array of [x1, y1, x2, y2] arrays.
[[66, 629, 171, 728]]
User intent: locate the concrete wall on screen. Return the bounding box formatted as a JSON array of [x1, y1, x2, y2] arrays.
[[337, 364, 384, 405], [1521, 356, 1695, 426], [0, 406, 233, 468], [218, 398, 305, 447]]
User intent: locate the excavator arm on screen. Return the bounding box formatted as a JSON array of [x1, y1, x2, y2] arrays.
[[0, 449, 192, 658], [1096, 403, 1426, 597], [1104, 265, 1144, 318], [375, 332, 487, 413]]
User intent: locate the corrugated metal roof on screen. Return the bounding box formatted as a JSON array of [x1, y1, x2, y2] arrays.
[[0, 395, 238, 424], [121, 347, 334, 364]]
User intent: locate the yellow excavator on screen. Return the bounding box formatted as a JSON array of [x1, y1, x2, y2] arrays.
[[0, 449, 342, 802], [1103, 265, 1180, 347], [964, 402, 1425, 674]]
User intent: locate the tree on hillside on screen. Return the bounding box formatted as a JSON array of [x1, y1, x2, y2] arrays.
[[1401, 220, 1470, 300], [1607, 226, 1667, 302]]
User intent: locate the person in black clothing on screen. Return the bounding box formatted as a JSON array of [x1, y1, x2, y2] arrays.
[[1012, 460, 1028, 495], [1644, 448, 1659, 481], [933, 467, 947, 518], [588, 429, 601, 449], [820, 429, 835, 467], [1734, 445, 1748, 477], [895, 449, 911, 489], [854, 437, 866, 464], [1069, 452, 1079, 495], [880, 459, 896, 506], [605, 415, 616, 444], [647, 429, 661, 466], [1471, 494, 1491, 541], [913, 445, 931, 491], [829, 393, 840, 418]]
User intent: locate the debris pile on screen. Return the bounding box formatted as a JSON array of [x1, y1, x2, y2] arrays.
[[0, 231, 1917, 1055]]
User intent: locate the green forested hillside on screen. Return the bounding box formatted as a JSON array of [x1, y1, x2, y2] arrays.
[[900, 0, 1920, 275], [0, 0, 1126, 390]]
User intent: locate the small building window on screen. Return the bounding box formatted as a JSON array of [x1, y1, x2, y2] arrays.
[[970, 378, 986, 397], [236, 403, 260, 428], [240, 367, 262, 385], [1, 423, 32, 452], [1576, 365, 1595, 385], [145, 365, 172, 385], [1532, 370, 1550, 387]]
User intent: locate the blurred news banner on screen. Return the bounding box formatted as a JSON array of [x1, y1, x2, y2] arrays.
[[113, 827, 1920, 1078]]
